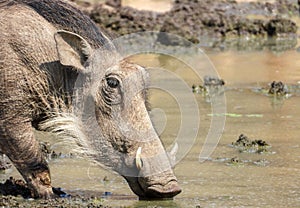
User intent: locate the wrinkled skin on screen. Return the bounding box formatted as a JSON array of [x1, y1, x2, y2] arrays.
[[0, 0, 181, 199]]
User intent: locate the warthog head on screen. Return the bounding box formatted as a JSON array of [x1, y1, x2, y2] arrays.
[[52, 30, 181, 199]]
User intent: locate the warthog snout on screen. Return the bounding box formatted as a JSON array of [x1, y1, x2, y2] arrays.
[[120, 142, 182, 199], [125, 171, 182, 199], [145, 179, 182, 199], [130, 144, 182, 199]]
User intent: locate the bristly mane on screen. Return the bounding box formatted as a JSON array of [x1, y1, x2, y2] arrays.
[[38, 113, 96, 156]]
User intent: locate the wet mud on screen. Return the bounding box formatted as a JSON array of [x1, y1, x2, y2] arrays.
[[231, 134, 271, 154], [253, 80, 293, 100], [0, 177, 116, 207], [212, 134, 273, 167], [268, 81, 289, 96], [193, 76, 225, 92], [0, 193, 110, 208], [192, 76, 226, 102], [84, 0, 299, 51], [0, 177, 31, 198]]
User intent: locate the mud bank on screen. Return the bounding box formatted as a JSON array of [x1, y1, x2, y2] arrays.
[[0, 193, 111, 208], [84, 0, 298, 45]]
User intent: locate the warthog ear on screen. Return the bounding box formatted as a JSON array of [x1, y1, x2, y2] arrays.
[[54, 30, 93, 71]]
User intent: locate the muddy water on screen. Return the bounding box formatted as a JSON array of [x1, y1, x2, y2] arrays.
[[1, 46, 300, 207], [126, 49, 300, 207]]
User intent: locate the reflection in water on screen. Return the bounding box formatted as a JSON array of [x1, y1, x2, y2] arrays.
[[208, 48, 300, 85], [199, 36, 298, 52], [268, 96, 286, 109], [111, 49, 300, 207], [132, 200, 180, 208]]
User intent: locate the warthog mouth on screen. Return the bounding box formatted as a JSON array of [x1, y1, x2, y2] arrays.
[[124, 176, 181, 200]]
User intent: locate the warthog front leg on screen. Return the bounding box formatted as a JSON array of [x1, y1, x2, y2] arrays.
[[0, 118, 54, 199]]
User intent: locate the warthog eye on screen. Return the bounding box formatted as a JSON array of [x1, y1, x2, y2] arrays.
[[106, 77, 120, 88]]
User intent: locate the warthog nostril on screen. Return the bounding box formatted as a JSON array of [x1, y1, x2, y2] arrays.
[[135, 147, 143, 170]]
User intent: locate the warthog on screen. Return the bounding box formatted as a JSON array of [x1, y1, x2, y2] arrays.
[[0, 0, 181, 199]]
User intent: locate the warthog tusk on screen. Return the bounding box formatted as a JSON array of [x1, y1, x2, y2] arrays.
[[135, 147, 143, 170]]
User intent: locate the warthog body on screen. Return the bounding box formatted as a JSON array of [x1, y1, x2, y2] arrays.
[[0, 0, 181, 199]]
